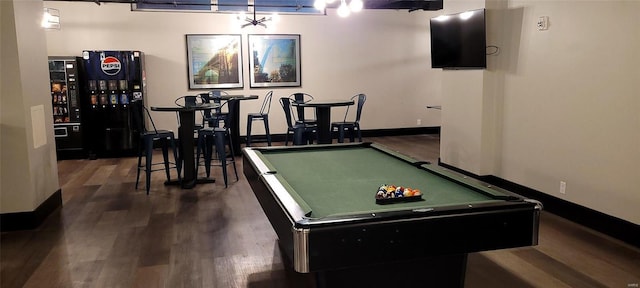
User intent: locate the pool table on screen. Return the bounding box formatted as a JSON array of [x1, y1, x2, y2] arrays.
[[243, 143, 542, 287]]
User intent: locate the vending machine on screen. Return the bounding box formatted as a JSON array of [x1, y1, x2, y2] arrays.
[[81, 50, 145, 158], [49, 57, 85, 159]]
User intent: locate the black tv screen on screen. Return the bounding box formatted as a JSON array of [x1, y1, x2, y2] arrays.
[[430, 8, 486, 69]]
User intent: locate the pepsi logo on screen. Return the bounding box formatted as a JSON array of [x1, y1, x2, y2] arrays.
[[101, 56, 121, 76]]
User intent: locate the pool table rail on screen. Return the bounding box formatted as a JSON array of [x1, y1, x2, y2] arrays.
[[417, 163, 523, 201]]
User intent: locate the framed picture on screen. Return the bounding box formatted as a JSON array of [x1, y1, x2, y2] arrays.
[[248, 34, 301, 88], [186, 34, 243, 89]]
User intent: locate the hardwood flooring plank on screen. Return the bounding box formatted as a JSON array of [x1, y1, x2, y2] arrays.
[[21, 244, 74, 288], [57, 229, 118, 263], [166, 242, 203, 288], [132, 265, 168, 288], [110, 157, 137, 182], [61, 184, 100, 206], [59, 161, 101, 189], [511, 248, 609, 288], [66, 260, 105, 288], [93, 257, 138, 288], [108, 227, 145, 259], [95, 210, 130, 233], [537, 213, 640, 286], [66, 201, 110, 232], [84, 164, 117, 186], [57, 159, 91, 188], [123, 194, 153, 228], [24, 247, 105, 288], [478, 248, 574, 288], [138, 213, 173, 267], [208, 255, 282, 288], [0, 229, 64, 288], [541, 213, 640, 276], [465, 253, 536, 288]]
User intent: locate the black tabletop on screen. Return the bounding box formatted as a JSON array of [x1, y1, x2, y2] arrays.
[[151, 103, 220, 112]]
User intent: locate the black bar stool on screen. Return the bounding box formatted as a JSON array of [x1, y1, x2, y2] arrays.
[[132, 102, 181, 194], [195, 100, 239, 187], [246, 91, 273, 147]]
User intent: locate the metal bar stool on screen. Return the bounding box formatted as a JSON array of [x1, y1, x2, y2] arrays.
[[246, 91, 273, 147], [132, 102, 181, 194], [195, 99, 239, 187]]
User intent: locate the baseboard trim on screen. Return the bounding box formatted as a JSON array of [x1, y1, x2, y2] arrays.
[[0, 189, 62, 232], [439, 161, 639, 248], [362, 127, 440, 137], [237, 127, 441, 144]]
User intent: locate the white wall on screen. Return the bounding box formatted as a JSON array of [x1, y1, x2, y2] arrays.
[[497, 0, 640, 224], [44, 2, 444, 136], [439, 0, 497, 175], [1, 0, 60, 213], [441, 0, 639, 225]]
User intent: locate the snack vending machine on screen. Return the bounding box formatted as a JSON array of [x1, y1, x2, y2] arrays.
[[81, 50, 145, 158], [49, 57, 85, 159]]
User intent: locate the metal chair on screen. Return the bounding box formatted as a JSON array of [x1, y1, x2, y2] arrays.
[[201, 90, 229, 128], [246, 91, 273, 147], [131, 101, 181, 194], [280, 97, 316, 145], [331, 94, 366, 143], [289, 93, 317, 126], [174, 95, 199, 107]]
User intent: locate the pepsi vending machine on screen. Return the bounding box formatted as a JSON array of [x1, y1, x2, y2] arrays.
[[81, 50, 145, 158], [49, 57, 85, 159]]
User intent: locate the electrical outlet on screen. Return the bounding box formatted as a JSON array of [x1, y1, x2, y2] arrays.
[[537, 16, 549, 31], [559, 181, 566, 194], [417, 119, 422, 126]]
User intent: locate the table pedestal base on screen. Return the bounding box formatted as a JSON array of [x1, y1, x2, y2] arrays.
[[164, 178, 215, 189]]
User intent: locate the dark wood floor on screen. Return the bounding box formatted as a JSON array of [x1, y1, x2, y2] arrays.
[[2, 135, 639, 288]]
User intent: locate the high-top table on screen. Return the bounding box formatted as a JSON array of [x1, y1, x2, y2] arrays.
[[215, 95, 259, 155], [151, 94, 258, 188], [151, 103, 220, 189], [291, 98, 354, 144]]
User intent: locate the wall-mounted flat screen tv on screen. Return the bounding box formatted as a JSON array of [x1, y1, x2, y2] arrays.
[[430, 8, 486, 69]]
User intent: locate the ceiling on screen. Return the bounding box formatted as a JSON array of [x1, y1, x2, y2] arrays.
[[46, 0, 444, 11]]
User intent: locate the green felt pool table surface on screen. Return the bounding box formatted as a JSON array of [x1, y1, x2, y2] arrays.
[[256, 144, 512, 218]]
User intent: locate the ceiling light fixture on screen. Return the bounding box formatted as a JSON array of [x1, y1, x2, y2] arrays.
[[314, 0, 326, 10], [315, 0, 363, 17], [238, 8, 273, 28], [337, 0, 350, 17], [349, 0, 363, 12]]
